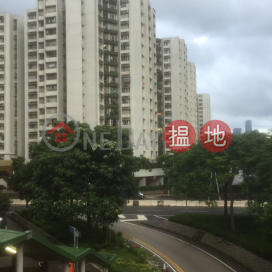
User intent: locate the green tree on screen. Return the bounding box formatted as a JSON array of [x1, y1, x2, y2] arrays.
[[0, 193, 13, 215], [13, 122, 150, 241]]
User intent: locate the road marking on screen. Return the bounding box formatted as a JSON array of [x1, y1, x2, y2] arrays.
[[118, 214, 126, 219], [123, 233, 184, 272], [154, 215, 168, 220], [191, 245, 237, 272], [137, 215, 148, 220], [119, 215, 148, 222], [122, 222, 237, 272]]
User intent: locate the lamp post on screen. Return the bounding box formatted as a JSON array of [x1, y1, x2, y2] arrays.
[[168, 153, 175, 197]]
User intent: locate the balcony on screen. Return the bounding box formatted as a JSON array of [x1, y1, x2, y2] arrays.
[[105, 113, 119, 119], [104, 60, 118, 66], [104, 92, 119, 98], [104, 71, 118, 77], [103, 50, 118, 56], [103, 18, 118, 24], [105, 103, 118, 108], [103, 7, 118, 14], [104, 39, 118, 45], [103, 28, 118, 35], [104, 82, 118, 87]]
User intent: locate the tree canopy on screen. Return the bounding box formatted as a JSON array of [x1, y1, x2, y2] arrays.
[[12, 122, 151, 239]]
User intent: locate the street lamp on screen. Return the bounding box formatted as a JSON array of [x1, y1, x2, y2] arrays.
[[168, 152, 175, 197]]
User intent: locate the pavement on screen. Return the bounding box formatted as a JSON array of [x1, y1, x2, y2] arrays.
[[111, 219, 251, 272]]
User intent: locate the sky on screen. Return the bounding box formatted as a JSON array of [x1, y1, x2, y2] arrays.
[[1, 0, 272, 133]]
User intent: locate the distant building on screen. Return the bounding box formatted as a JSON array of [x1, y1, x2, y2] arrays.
[[233, 128, 242, 135], [197, 93, 211, 132], [0, 13, 25, 160], [245, 120, 252, 132]]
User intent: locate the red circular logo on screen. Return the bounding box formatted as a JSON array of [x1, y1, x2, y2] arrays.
[[163, 120, 196, 153], [199, 120, 232, 153]]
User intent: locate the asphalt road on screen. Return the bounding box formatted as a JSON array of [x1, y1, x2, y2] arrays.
[[11, 204, 250, 272], [111, 220, 250, 272]]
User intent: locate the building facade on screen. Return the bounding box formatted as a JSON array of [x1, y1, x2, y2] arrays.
[[24, 0, 66, 160], [245, 120, 252, 132], [156, 37, 198, 153], [197, 93, 211, 132], [0, 13, 24, 160], [66, 0, 158, 160], [233, 128, 242, 135]]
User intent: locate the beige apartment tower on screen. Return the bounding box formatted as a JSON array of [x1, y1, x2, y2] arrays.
[[156, 37, 198, 153], [0, 13, 24, 160], [66, 0, 158, 160], [24, 0, 65, 160], [197, 93, 211, 131]]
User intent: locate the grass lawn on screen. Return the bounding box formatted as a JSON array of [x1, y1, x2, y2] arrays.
[[168, 214, 272, 262]]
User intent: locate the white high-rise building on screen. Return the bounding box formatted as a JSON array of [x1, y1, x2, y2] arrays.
[[66, 0, 157, 160], [66, 0, 105, 126], [197, 93, 211, 131], [157, 37, 198, 153], [0, 13, 24, 160], [24, 0, 66, 160]]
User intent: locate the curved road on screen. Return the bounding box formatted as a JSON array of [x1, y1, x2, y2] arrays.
[[111, 221, 250, 272]]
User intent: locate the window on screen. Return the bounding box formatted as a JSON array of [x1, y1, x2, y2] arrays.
[[47, 84, 57, 91], [46, 29, 56, 36], [40, 120, 45, 126], [120, 12, 129, 18], [28, 13, 36, 20], [122, 97, 130, 104], [39, 109, 45, 115], [46, 17, 56, 24], [121, 65, 130, 71], [121, 33, 129, 40], [47, 108, 57, 114], [47, 96, 57, 103], [29, 84, 37, 90], [121, 23, 129, 29], [39, 98, 44, 104], [46, 73, 57, 80], [122, 87, 130, 93], [46, 40, 56, 47], [121, 43, 129, 51], [46, 6, 56, 13], [29, 64, 37, 70], [39, 87, 44, 93], [122, 118, 130, 125], [29, 94, 37, 100], [29, 104, 37, 109], [39, 76, 44, 82], [122, 108, 130, 115], [121, 54, 130, 61], [121, 3, 128, 8], [46, 51, 57, 58], [46, 62, 57, 69]]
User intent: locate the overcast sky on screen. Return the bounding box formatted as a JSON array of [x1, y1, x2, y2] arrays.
[[1, 0, 272, 132]]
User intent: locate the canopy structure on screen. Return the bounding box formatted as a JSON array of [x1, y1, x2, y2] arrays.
[[0, 229, 117, 272]]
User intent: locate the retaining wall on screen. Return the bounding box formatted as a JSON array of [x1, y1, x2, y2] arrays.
[[154, 220, 272, 272], [126, 200, 247, 207]]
